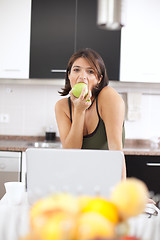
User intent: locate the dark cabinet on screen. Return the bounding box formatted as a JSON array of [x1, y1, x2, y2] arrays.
[[30, 0, 121, 80], [125, 155, 160, 194], [76, 0, 121, 80], [30, 0, 76, 78]]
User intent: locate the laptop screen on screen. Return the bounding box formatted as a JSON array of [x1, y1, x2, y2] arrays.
[[26, 148, 123, 201]]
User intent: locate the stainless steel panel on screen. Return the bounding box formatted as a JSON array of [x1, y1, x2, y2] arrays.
[[0, 151, 21, 158], [0, 151, 21, 199], [0, 158, 21, 172]]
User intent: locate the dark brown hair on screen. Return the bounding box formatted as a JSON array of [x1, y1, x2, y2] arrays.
[[58, 48, 109, 97]]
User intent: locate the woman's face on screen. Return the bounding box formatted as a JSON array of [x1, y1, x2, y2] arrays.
[[68, 57, 100, 92]]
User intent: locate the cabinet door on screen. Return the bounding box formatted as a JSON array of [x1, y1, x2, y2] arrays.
[[30, 0, 76, 79], [0, 0, 31, 79], [120, 0, 160, 83], [76, 0, 121, 81], [125, 155, 160, 194]]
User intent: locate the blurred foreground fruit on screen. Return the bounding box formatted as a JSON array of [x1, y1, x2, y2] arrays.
[[77, 195, 93, 211], [30, 193, 79, 229], [81, 197, 119, 224], [41, 211, 77, 240], [111, 178, 149, 220], [72, 83, 88, 98], [121, 237, 141, 240], [76, 212, 115, 240], [22, 178, 149, 240]]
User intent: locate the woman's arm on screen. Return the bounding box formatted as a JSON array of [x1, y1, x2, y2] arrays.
[[55, 99, 84, 149], [55, 88, 91, 149], [99, 87, 126, 179]]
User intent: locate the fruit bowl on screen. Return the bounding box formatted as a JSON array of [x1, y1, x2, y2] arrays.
[[21, 178, 148, 240]]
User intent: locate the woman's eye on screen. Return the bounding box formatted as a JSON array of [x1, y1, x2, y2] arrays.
[[73, 68, 79, 72], [88, 70, 94, 74]]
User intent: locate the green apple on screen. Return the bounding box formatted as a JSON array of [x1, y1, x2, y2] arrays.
[[72, 83, 88, 98]]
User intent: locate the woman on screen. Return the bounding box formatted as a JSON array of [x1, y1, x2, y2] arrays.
[[55, 48, 126, 179]]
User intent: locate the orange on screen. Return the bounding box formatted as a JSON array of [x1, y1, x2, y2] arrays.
[[81, 197, 119, 224]]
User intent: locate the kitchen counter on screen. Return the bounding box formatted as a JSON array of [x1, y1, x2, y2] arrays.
[[0, 136, 160, 155], [0, 135, 61, 152], [123, 139, 160, 156]]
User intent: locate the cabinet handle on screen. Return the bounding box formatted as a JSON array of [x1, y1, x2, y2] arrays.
[[4, 69, 20, 72], [51, 69, 66, 73], [147, 163, 160, 167]]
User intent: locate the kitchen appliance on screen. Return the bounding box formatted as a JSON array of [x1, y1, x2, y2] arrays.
[[0, 151, 21, 199], [26, 148, 124, 202], [45, 125, 56, 141], [97, 0, 125, 30]]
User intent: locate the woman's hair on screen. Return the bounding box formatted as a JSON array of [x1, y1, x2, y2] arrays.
[[58, 48, 109, 97]]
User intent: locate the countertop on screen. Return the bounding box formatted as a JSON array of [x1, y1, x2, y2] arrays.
[[123, 139, 160, 156], [0, 136, 160, 155], [0, 135, 61, 152]]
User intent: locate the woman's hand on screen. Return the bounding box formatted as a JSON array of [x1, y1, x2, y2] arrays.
[[70, 86, 92, 111], [148, 198, 156, 204]]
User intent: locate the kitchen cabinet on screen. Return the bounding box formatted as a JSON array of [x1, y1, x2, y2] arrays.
[[30, 0, 121, 80], [120, 0, 160, 83], [30, 0, 76, 79], [76, 0, 121, 80], [125, 154, 160, 194], [0, 0, 31, 79]]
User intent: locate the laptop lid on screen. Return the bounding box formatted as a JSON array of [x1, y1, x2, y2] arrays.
[[26, 148, 124, 200]]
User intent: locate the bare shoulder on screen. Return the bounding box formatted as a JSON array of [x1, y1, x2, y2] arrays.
[[55, 98, 69, 114], [99, 86, 124, 107], [98, 86, 125, 118], [55, 98, 66, 108]]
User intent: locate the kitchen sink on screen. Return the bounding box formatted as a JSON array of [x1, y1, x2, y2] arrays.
[[27, 141, 62, 148]]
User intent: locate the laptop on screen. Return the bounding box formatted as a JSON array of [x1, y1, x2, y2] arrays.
[[26, 148, 124, 201]]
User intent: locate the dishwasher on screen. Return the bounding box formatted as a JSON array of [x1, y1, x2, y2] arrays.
[[0, 151, 22, 199]]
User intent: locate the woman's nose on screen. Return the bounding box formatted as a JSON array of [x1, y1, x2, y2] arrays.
[[79, 71, 87, 79], [79, 76, 86, 80]]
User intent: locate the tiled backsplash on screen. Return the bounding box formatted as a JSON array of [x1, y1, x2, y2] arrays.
[[0, 80, 160, 140], [0, 83, 61, 136]]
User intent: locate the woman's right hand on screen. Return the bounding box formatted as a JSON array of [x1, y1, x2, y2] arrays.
[[70, 87, 92, 112]]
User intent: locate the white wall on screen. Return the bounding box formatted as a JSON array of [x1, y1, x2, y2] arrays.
[[0, 83, 61, 136], [0, 81, 160, 140], [124, 94, 160, 139]]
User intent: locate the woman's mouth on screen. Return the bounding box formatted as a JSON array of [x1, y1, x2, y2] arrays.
[[77, 80, 88, 85]]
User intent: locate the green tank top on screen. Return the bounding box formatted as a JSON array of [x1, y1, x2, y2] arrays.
[[68, 97, 125, 150]]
